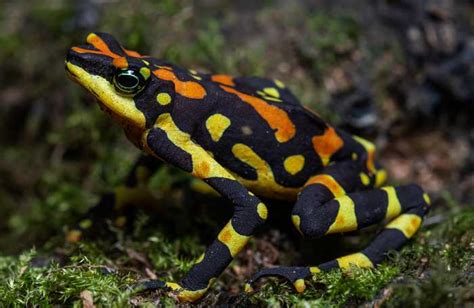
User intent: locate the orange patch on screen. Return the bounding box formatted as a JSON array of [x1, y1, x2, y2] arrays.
[[305, 174, 345, 197], [311, 127, 343, 166], [211, 74, 235, 86], [86, 33, 120, 59], [153, 69, 206, 99], [72, 46, 120, 58], [336, 215, 345, 225], [366, 149, 376, 173], [123, 48, 143, 57], [220, 229, 232, 242], [72, 33, 144, 60], [112, 56, 128, 68], [197, 161, 210, 178], [220, 85, 296, 143]]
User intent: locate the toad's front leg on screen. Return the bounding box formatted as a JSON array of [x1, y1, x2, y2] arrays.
[[138, 114, 267, 302]]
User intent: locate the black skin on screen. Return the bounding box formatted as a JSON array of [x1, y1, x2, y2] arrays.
[[65, 32, 431, 302]]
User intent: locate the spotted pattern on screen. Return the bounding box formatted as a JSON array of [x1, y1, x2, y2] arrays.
[[66, 32, 431, 303]]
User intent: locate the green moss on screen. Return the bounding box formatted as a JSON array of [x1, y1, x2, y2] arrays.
[[0, 249, 133, 306], [296, 13, 360, 77]]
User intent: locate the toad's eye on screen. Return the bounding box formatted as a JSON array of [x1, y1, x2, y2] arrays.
[[113, 69, 146, 96]]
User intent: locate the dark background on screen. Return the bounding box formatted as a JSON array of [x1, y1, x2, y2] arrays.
[[0, 0, 472, 306]]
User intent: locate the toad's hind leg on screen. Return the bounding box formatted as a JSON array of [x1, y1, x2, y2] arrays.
[[66, 155, 162, 243], [247, 184, 431, 292]]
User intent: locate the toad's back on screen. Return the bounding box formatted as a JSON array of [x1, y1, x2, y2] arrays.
[[162, 71, 367, 199]]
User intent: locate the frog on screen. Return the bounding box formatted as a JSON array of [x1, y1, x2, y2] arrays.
[[65, 32, 431, 302]]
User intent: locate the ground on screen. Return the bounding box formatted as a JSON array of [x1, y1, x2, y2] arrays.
[[0, 1, 472, 306]]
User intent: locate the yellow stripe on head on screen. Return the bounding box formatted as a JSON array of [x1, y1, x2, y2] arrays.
[[66, 62, 146, 130]]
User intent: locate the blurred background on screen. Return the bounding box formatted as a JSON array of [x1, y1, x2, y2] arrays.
[[0, 0, 472, 306]]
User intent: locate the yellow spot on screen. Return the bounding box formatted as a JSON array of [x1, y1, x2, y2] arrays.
[[151, 114, 235, 181], [294, 279, 306, 293], [292, 215, 303, 235], [353, 135, 376, 173], [274, 79, 285, 88], [352, 152, 358, 160], [310, 266, 321, 274], [257, 203, 268, 220], [139, 67, 151, 80], [386, 214, 422, 238], [284, 155, 305, 175], [326, 196, 358, 234], [196, 253, 205, 263], [305, 174, 346, 198], [337, 253, 374, 269], [244, 283, 254, 293], [241, 126, 253, 136], [189, 69, 197, 74], [382, 186, 402, 220], [142, 60, 150, 65], [218, 220, 250, 257], [375, 169, 387, 187], [423, 193, 431, 205], [360, 173, 370, 186], [156, 92, 172, 105], [205, 114, 231, 142], [192, 75, 202, 80], [115, 216, 127, 227], [263, 87, 280, 98], [79, 219, 92, 229], [66, 230, 82, 243], [231, 143, 300, 200]]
